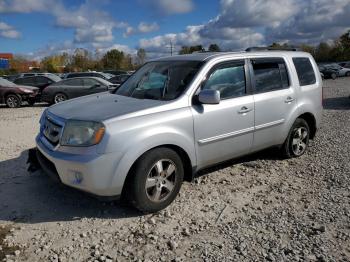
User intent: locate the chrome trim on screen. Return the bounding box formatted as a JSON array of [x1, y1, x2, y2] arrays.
[[40, 111, 66, 151], [198, 127, 255, 145], [255, 119, 285, 131], [198, 119, 285, 145]]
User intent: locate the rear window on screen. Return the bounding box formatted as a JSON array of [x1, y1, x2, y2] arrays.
[[292, 57, 316, 86], [251, 58, 289, 93]]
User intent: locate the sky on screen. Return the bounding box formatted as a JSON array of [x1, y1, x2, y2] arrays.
[[0, 0, 349, 60]]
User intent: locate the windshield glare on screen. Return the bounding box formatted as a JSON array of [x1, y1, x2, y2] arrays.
[[115, 61, 203, 100], [0, 77, 16, 87]]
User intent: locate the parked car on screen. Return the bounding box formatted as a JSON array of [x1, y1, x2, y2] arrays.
[[318, 65, 338, 79], [325, 63, 350, 77], [16, 72, 61, 80], [3, 74, 20, 82], [338, 62, 350, 69], [0, 77, 39, 107], [14, 75, 61, 103], [65, 72, 112, 80], [32, 50, 322, 212], [41, 77, 117, 104], [108, 74, 130, 85], [103, 70, 128, 76]]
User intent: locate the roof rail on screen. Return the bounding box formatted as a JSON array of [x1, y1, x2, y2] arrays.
[[246, 46, 299, 52]]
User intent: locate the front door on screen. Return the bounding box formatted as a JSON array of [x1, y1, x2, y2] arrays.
[[192, 60, 255, 169]]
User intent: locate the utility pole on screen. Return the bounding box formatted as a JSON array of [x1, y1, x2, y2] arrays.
[[170, 40, 173, 56]]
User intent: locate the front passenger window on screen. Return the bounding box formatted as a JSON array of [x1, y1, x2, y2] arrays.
[[202, 62, 246, 100]]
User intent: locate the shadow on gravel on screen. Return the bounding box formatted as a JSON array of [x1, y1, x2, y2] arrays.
[[323, 96, 350, 110], [0, 150, 141, 224], [197, 147, 281, 177]]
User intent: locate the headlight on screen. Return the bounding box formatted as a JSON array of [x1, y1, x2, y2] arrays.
[[61, 120, 105, 147]]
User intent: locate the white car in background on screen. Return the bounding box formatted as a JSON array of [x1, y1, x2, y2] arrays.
[[327, 63, 350, 77]]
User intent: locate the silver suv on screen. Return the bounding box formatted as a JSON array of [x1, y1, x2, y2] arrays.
[[34, 50, 323, 212]]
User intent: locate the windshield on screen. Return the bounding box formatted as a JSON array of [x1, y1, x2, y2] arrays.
[[115, 61, 203, 100], [47, 74, 62, 82], [0, 77, 16, 87]]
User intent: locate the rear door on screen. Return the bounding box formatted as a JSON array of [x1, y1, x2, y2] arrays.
[[249, 57, 297, 151], [61, 78, 84, 98], [192, 59, 255, 168]]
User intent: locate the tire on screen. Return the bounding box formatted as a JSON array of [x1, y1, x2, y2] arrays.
[[6, 94, 22, 108], [346, 72, 350, 77], [281, 118, 310, 159], [126, 147, 184, 213], [53, 93, 68, 104], [331, 73, 337, 80]]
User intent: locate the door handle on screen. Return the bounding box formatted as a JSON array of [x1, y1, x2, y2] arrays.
[[285, 97, 295, 103], [238, 106, 252, 114]]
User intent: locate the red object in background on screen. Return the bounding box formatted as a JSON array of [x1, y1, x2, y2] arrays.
[[0, 53, 13, 60]]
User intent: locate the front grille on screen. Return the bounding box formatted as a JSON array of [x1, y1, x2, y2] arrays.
[[42, 116, 63, 146]]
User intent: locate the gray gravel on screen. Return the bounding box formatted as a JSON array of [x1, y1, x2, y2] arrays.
[[0, 78, 349, 261]]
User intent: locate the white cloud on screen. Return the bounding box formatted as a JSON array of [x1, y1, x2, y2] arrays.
[[0, 21, 21, 39], [0, 0, 127, 45], [124, 22, 159, 37], [139, 0, 350, 56], [141, 0, 194, 15]]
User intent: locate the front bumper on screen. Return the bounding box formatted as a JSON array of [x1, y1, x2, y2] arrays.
[[36, 135, 123, 198]]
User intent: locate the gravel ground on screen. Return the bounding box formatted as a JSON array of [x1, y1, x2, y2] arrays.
[[0, 78, 349, 262]]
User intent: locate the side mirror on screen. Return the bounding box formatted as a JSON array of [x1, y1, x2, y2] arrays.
[[198, 89, 220, 104]]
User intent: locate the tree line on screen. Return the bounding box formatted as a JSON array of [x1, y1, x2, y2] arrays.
[[1, 30, 349, 75]]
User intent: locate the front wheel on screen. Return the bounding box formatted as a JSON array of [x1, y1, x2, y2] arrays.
[[281, 118, 310, 158], [6, 94, 22, 108], [126, 148, 184, 213], [331, 73, 337, 80], [54, 93, 67, 104]]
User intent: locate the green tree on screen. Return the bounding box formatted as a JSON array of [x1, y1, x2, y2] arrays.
[[208, 44, 221, 52], [101, 49, 125, 70], [179, 45, 205, 55]]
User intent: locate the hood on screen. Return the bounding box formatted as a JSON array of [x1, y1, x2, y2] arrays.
[[48, 92, 165, 122], [16, 85, 39, 91]]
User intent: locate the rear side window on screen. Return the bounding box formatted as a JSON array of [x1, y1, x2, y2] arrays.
[[292, 57, 316, 86], [251, 58, 289, 93], [64, 79, 83, 86], [202, 61, 246, 100]]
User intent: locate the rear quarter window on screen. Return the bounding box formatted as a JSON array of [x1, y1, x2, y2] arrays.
[[292, 57, 316, 86]]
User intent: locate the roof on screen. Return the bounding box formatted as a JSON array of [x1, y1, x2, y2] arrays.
[[152, 51, 311, 62]]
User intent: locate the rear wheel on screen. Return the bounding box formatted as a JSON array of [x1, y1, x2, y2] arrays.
[[6, 94, 22, 108], [54, 93, 67, 104], [346, 72, 350, 77], [126, 148, 184, 213], [281, 118, 310, 158]]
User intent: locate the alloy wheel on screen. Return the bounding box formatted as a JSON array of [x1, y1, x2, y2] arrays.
[[54, 94, 67, 104], [7, 96, 19, 108], [145, 159, 177, 202], [292, 127, 308, 156]]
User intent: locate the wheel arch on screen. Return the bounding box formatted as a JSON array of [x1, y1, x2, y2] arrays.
[[297, 112, 317, 139]]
